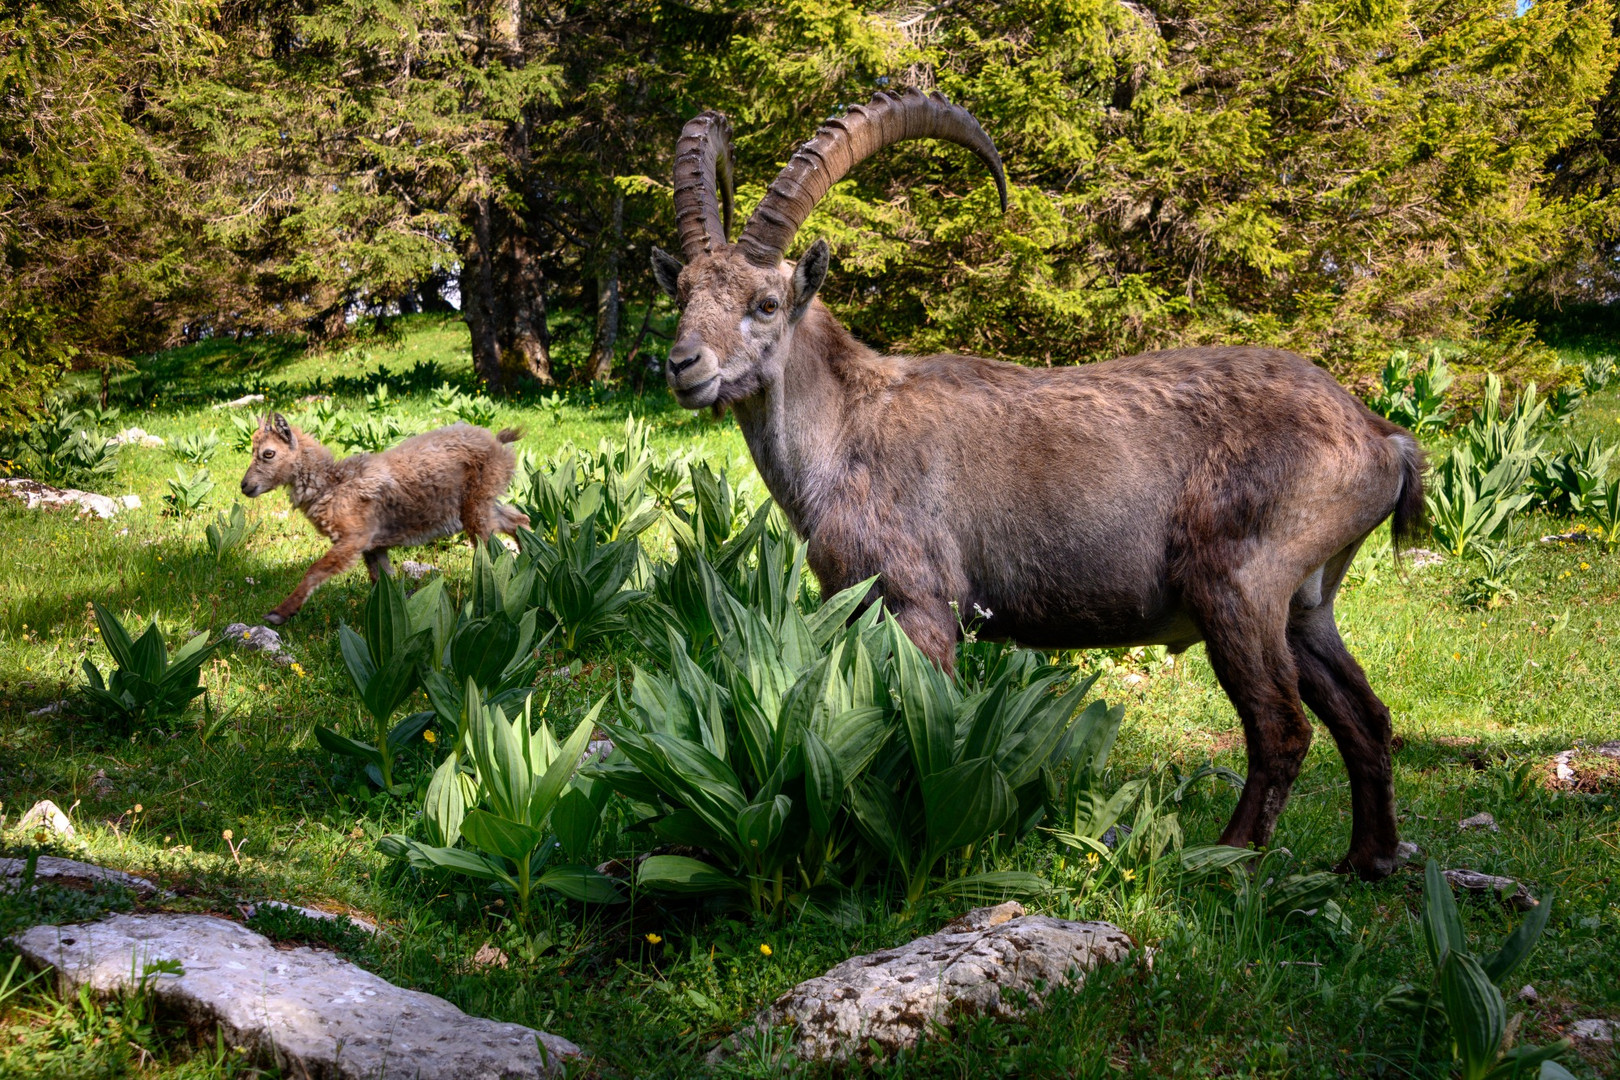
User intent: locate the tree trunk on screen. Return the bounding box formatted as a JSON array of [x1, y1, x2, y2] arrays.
[[584, 189, 623, 383], [460, 193, 553, 390], [462, 194, 506, 391]]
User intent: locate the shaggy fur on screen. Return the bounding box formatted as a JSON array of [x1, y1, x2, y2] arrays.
[[653, 240, 1424, 883], [239, 414, 530, 624]]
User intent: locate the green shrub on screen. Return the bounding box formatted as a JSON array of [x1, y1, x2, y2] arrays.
[[2, 403, 120, 489], [1368, 349, 1454, 434], [204, 503, 253, 564], [162, 466, 213, 515], [81, 602, 221, 734], [1382, 860, 1573, 1080], [377, 685, 620, 918], [1528, 437, 1615, 516], [168, 430, 219, 466]]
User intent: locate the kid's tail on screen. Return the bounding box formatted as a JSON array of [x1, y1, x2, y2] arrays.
[[496, 427, 522, 444]]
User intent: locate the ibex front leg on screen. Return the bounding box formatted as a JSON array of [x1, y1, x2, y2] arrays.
[[265, 539, 367, 625]]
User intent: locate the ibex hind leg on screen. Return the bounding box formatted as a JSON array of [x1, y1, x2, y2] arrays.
[[494, 502, 530, 535], [363, 548, 393, 582], [1288, 543, 1400, 880], [1189, 580, 1313, 854]]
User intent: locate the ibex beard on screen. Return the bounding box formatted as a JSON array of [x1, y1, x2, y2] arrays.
[[239, 413, 530, 625], [651, 89, 1426, 881]]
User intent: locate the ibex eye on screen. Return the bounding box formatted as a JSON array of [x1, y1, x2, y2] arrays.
[[262, 450, 275, 460], [759, 298, 779, 315]]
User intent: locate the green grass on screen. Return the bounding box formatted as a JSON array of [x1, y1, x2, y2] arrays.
[[0, 318, 1617, 1078]]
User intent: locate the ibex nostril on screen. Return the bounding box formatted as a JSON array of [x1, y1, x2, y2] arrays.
[[668, 353, 700, 377]]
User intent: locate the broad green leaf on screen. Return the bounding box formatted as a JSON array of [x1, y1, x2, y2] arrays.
[[890, 621, 955, 779], [1482, 889, 1554, 987], [528, 698, 604, 825], [337, 624, 377, 695], [400, 840, 514, 886], [460, 809, 545, 865], [386, 710, 434, 751], [636, 854, 744, 895], [927, 870, 1051, 900], [552, 785, 601, 862], [423, 752, 469, 847], [1439, 952, 1505, 1080], [91, 602, 137, 672], [537, 864, 624, 904], [1181, 845, 1263, 875], [802, 730, 845, 837], [1423, 858, 1466, 970], [314, 725, 383, 768], [922, 758, 1014, 861], [851, 775, 909, 865], [736, 794, 791, 859]]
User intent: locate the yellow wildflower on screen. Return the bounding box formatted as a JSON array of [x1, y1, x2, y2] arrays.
[[1121, 868, 1137, 882], [1581, 562, 1590, 570], [645, 933, 662, 945], [133, 804, 143, 814], [222, 829, 233, 841], [423, 729, 437, 744], [759, 943, 772, 957], [1086, 851, 1100, 867]]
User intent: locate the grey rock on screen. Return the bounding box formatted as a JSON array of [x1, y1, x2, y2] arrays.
[[400, 560, 440, 580], [1443, 869, 1538, 911], [17, 800, 74, 838], [1572, 1018, 1616, 1043], [1517, 984, 1539, 1004], [1595, 740, 1620, 760], [1458, 812, 1499, 833], [3, 478, 138, 519], [10, 914, 581, 1077], [26, 701, 68, 717], [578, 739, 614, 769], [224, 623, 285, 657], [0, 855, 156, 896], [716, 902, 1131, 1064], [213, 394, 266, 410], [1404, 548, 1444, 568], [1552, 749, 1577, 784], [1395, 841, 1421, 864]]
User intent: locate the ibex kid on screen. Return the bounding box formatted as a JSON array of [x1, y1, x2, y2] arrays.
[[239, 413, 530, 624]]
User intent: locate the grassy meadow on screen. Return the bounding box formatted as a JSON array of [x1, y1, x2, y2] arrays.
[[0, 314, 1617, 1079]]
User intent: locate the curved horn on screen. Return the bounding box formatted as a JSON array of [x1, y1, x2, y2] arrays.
[[736, 88, 1008, 269], [673, 110, 736, 259]]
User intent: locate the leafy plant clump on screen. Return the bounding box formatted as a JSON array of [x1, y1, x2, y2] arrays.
[[81, 602, 221, 734], [1383, 860, 1573, 1080]]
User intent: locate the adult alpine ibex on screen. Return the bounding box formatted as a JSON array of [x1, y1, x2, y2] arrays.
[[649, 89, 1424, 880]]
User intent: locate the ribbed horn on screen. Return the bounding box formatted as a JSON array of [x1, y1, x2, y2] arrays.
[[736, 88, 1007, 269], [673, 110, 736, 259]]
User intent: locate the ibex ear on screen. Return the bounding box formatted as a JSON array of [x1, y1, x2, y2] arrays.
[[789, 239, 829, 323], [269, 412, 294, 446], [650, 247, 683, 300]]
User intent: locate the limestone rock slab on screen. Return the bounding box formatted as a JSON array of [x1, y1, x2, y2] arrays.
[[1444, 868, 1537, 911], [11, 913, 580, 1078], [0, 855, 156, 896], [718, 902, 1131, 1063]]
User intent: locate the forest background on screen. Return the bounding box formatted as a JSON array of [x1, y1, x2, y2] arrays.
[[5, 0, 1620, 417]]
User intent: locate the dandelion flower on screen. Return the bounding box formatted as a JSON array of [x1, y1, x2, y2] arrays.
[[759, 943, 772, 957], [1121, 868, 1137, 882], [1086, 851, 1100, 867], [645, 932, 662, 945], [1581, 562, 1590, 570], [423, 729, 437, 744], [222, 829, 233, 841], [133, 804, 143, 814]]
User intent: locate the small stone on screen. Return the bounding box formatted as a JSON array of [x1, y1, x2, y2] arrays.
[[471, 943, 509, 969], [1405, 548, 1445, 569], [213, 394, 266, 409], [1458, 812, 1499, 833], [1571, 1018, 1616, 1043], [1552, 750, 1577, 784], [9, 914, 581, 1077], [225, 623, 285, 657], [578, 738, 614, 768], [714, 903, 1131, 1063], [17, 800, 74, 837], [1517, 984, 1539, 1004], [1395, 841, 1421, 864], [1539, 531, 1592, 545], [1443, 868, 1538, 911], [0, 855, 156, 896], [27, 701, 68, 717], [399, 560, 440, 580], [3, 479, 133, 520], [1595, 741, 1620, 761], [119, 494, 141, 510]]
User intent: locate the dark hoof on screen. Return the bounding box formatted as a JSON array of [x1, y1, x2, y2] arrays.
[[263, 612, 287, 626], [1333, 849, 1400, 882]]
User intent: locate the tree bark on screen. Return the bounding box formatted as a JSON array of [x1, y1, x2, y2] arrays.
[[460, 193, 553, 390], [584, 188, 623, 383]]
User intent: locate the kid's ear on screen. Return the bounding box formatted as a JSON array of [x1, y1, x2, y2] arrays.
[[269, 413, 294, 446]]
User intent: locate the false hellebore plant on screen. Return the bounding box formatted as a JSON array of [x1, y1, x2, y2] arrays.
[[378, 683, 620, 917]]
